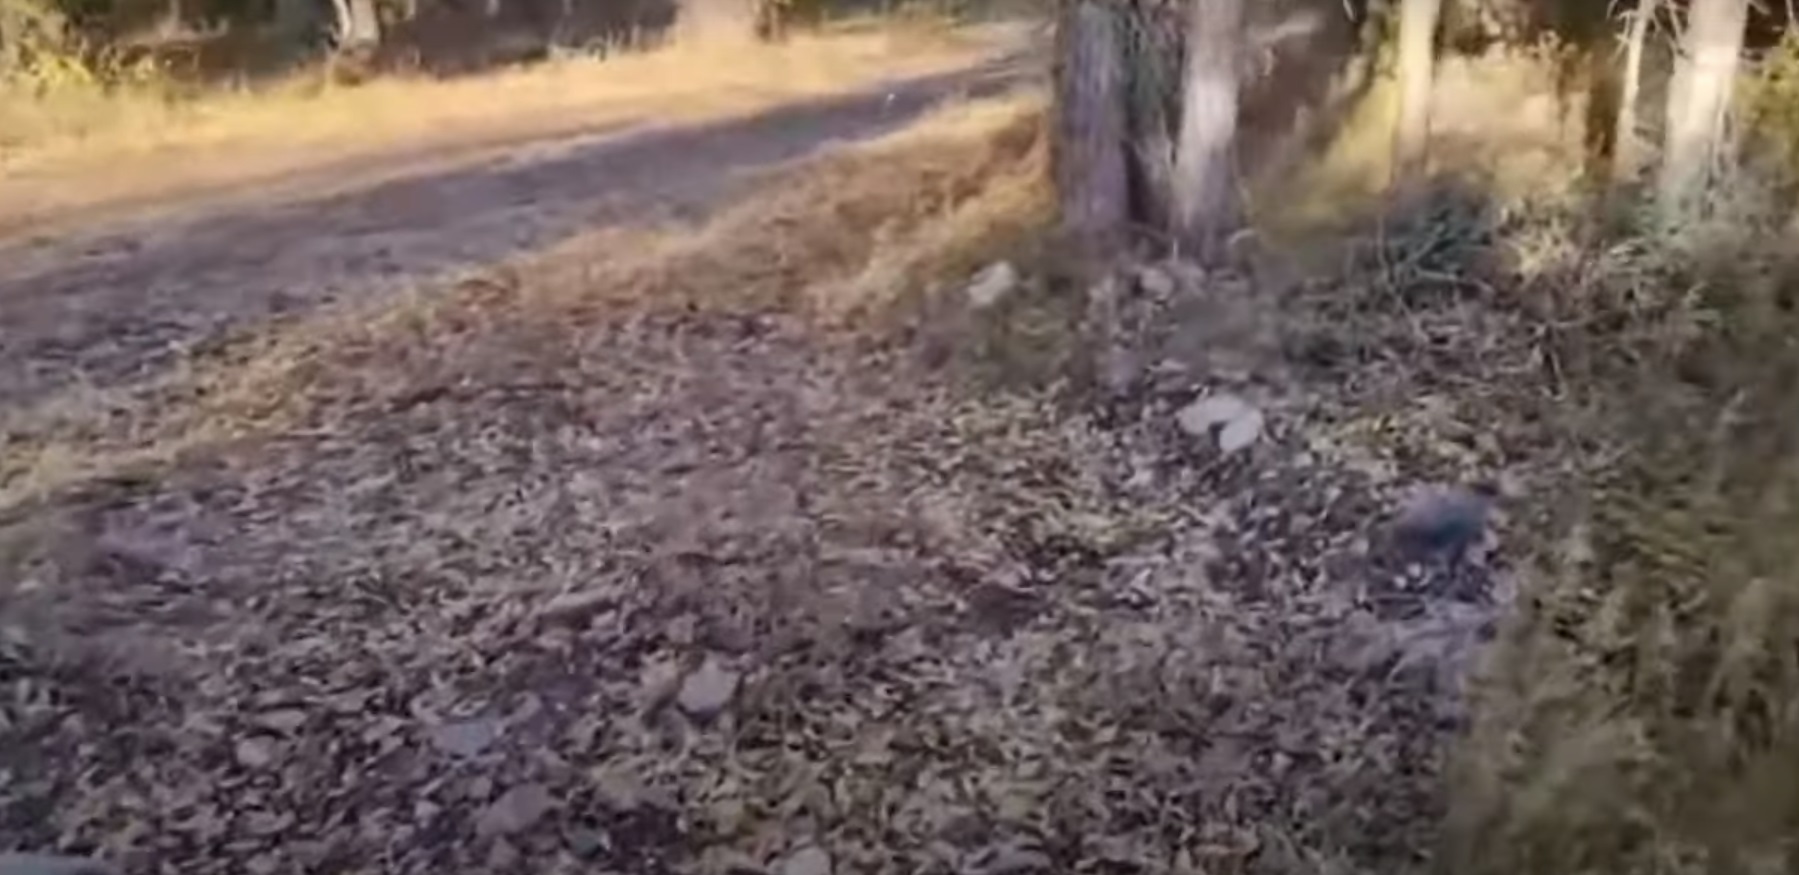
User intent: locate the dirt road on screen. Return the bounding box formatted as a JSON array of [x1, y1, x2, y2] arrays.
[[0, 60, 1022, 412]]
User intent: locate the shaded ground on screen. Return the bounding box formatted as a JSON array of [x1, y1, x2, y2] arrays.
[[0, 62, 1513, 875]]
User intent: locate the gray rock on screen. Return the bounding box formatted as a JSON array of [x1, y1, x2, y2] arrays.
[[677, 657, 741, 719], [428, 716, 502, 758], [1176, 393, 1264, 454], [1137, 264, 1178, 299], [1389, 484, 1496, 560], [965, 262, 1019, 309]]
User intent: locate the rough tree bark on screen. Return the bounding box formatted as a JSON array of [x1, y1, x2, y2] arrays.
[[1612, 0, 1655, 183], [1172, 0, 1245, 260], [1658, 0, 1749, 218], [1391, 0, 1442, 190], [1053, 0, 1131, 254]]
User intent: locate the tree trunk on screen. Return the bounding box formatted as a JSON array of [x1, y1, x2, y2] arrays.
[[1172, 0, 1245, 261], [1658, 0, 1748, 218], [332, 0, 381, 46], [1053, 0, 1130, 255], [1612, 0, 1655, 183], [1391, 0, 1442, 189]]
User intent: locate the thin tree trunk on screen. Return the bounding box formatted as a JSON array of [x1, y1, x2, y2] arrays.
[[331, 0, 380, 46], [1173, 0, 1245, 260], [1658, 0, 1749, 218], [1392, 0, 1442, 189], [1612, 0, 1654, 182], [1054, 0, 1130, 254]]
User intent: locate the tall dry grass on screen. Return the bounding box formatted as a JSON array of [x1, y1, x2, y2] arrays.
[[1438, 165, 1799, 875]]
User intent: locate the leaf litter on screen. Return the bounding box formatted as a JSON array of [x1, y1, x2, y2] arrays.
[[0, 183, 1520, 875]]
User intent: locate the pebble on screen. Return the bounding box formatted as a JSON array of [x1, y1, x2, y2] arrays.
[[428, 716, 502, 758], [965, 261, 1019, 309], [677, 657, 741, 719], [1390, 485, 1495, 559]]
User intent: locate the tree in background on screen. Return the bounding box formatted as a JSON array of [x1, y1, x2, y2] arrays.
[[1390, 0, 1441, 190], [1612, 0, 1656, 183], [1658, 0, 1750, 218], [1052, 0, 1130, 254], [1052, 0, 1250, 261], [1172, 0, 1243, 258]]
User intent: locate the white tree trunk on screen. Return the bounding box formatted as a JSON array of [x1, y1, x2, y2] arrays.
[[1392, 0, 1442, 189], [1054, 0, 1130, 253], [333, 0, 381, 47], [1658, 0, 1749, 217], [1612, 0, 1655, 182], [1173, 0, 1245, 260]]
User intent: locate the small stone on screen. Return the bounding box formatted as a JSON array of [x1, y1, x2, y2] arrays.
[[428, 717, 502, 758], [476, 783, 557, 838], [965, 261, 1019, 309], [777, 845, 832, 875], [1137, 264, 1178, 298], [677, 657, 741, 719], [567, 827, 608, 858], [1177, 393, 1264, 453], [234, 738, 275, 769], [1217, 407, 1265, 454], [1177, 394, 1251, 438], [1390, 485, 1496, 559]]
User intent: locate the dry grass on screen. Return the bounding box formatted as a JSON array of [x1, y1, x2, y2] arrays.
[[1437, 189, 1799, 875], [0, 92, 1049, 515], [0, 22, 1020, 239], [1257, 43, 1590, 236], [1270, 150, 1799, 873]]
